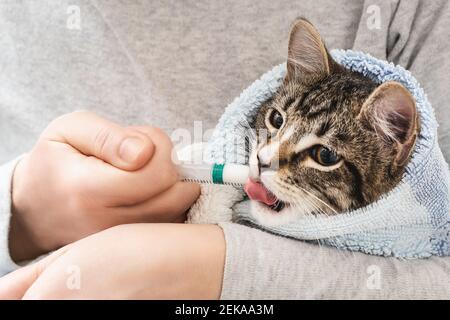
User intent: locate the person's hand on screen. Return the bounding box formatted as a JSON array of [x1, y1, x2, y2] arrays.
[[0, 223, 225, 299], [9, 111, 200, 262]]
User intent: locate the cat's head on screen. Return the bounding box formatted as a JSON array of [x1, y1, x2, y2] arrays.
[[246, 18, 420, 226]]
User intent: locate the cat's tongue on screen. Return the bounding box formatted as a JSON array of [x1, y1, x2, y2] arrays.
[[244, 179, 278, 206]]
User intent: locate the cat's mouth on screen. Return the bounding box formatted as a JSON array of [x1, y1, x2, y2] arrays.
[[244, 179, 288, 213]]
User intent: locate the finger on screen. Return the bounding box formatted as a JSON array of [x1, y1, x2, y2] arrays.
[[0, 246, 69, 300], [43, 111, 155, 171], [0, 265, 40, 300], [74, 126, 179, 205], [116, 181, 200, 223]]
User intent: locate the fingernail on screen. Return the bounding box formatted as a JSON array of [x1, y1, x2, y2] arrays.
[[119, 137, 146, 163]]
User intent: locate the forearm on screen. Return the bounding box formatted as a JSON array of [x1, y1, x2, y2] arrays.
[[219, 222, 450, 299], [0, 223, 226, 299], [134, 223, 225, 300]]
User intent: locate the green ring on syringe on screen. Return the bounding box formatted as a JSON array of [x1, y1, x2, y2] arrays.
[[212, 163, 225, 184]]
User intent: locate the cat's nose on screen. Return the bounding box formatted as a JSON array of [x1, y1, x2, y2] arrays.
[[250, 155, 271, 180], [250, 143, 279, 180], [249, 151, 261, 180], [257, 154, 271, 169], [257, 146, 279, 170]]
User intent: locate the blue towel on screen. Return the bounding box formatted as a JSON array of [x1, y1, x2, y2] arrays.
[[206, 50, 450, 258]]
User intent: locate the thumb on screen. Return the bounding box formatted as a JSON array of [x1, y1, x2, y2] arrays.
[[43, 111, 155, 171]]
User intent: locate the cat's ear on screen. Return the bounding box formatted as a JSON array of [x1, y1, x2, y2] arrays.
[[286, 18, 339, 83], [360, 82, 419, 166]]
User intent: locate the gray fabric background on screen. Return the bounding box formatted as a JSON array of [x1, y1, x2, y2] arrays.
[[1, 0, 449, 164], [0, 0, 449, 299]]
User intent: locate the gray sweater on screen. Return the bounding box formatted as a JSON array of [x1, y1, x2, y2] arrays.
[[0, 0, 449, 299]]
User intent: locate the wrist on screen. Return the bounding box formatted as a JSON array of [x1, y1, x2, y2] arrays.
[[8, 210, 44, 262], [9, 159, 45, 262]]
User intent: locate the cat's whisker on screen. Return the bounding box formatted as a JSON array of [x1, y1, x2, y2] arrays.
[[288, 190, 350, 257], [272, 190, 350, 258], [289, 198, 349, 259], [296, 190, 358, 260], [274, 178, 338, 217], [276, 189, 347, 256], [297, 186, 339, 216]]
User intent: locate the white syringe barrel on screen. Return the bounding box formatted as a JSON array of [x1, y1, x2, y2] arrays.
[[221, 163, 249, 185], [176, 162, 249, 186]]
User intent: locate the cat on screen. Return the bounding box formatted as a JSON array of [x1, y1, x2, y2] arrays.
[[244, 18, 421, 226]]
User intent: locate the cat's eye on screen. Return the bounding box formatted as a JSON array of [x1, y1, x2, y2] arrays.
[[310, 145, 341, 166], [267, 109, 284, 129]]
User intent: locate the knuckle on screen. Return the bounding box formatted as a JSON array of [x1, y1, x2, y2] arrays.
[[43, 111, 97, 138], [42, 117, 65, 137], [52, 111, 92, 126], [92, 126, 112, 159]]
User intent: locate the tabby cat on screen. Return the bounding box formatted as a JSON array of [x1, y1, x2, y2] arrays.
[[245, 18, 420, 226]]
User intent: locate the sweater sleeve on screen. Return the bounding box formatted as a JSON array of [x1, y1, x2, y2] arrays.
[[219, 222, 450, 299], [0, 157, 23, 276]]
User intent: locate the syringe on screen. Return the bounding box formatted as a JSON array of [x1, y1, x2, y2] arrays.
[[176, 161, 250, 187]]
